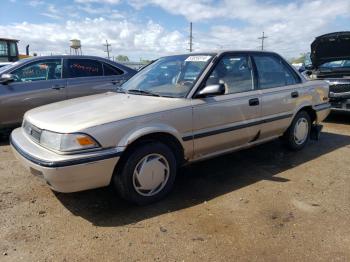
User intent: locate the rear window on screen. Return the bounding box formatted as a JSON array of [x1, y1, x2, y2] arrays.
[[253, 55, 300, 89], [65, 59, 103, 78]]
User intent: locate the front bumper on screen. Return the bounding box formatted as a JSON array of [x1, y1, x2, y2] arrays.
[[314, 102, 331, 122], [10, 128, 122, 193], [330, 99, 350, 112]]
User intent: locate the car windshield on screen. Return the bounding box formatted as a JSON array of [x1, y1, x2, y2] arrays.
[[122, 54, 213, 98], [320, 60, 350, 69]]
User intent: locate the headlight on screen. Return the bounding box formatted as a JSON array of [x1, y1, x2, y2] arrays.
[[40, 131, 100, 152]]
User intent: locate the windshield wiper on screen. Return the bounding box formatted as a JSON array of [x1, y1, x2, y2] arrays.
[[127, 89, 160, 97]]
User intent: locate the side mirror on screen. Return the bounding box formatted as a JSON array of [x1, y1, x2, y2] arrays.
[[0, 74, 14, 85], [196, 83, 225, 98]]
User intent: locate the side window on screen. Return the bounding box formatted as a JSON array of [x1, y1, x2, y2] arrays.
[[11, 59, 62, 82], [205, 55, 254, 94], [9, 42, 17, 57], [103, 63, 123, 76], [0, 41, 8, 56], [253, 55, 299, 89], [65, 59, 103, 78]]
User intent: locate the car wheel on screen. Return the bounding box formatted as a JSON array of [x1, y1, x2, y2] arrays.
[[283, 111, 311, 151], [113, 142, 177, 205]]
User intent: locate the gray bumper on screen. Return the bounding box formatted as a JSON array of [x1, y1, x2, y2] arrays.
[[10, 128, 121, 193]]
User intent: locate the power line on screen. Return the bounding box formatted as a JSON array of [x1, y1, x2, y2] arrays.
[[104, 40, 111, 60], [258, 31, 268, 51]]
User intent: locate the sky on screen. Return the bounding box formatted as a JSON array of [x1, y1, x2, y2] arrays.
[[0, 0, 349, 61]]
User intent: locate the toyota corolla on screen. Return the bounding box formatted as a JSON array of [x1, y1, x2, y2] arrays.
[[10, 51, 330, 204]]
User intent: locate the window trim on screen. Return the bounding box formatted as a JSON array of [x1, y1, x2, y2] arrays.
[[192, 52, 257, 98], [9, 58, 63, 83], [251, 53, 302, 90]]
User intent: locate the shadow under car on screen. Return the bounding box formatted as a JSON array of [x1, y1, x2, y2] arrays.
[[54, 131, 350, 227]]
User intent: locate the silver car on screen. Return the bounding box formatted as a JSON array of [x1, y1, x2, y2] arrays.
[[0, 55, 136, 129], [10, 51, 330, 204]]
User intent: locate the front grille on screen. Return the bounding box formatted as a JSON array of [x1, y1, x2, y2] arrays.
[[329, 84, 350, 93], [23, 120, 42, 143]]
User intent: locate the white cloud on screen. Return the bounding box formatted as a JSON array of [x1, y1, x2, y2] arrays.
[[129, 0, 350, 58], [74, 0, 120, 4], [28, 0, 44, 7], [2, 0, 350, 60], [0, 18, 186, 60], [40, 4, 62, 20], [129, 0, 350, 25]]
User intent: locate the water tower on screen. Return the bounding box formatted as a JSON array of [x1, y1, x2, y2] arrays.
[[70, 39, 82, 55]]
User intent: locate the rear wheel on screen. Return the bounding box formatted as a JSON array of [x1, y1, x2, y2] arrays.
[[283, 111, 311, 151], [113, 142, 177, 205]]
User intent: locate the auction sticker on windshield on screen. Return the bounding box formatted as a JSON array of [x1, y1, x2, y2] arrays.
[[185, 56, 212, 62]]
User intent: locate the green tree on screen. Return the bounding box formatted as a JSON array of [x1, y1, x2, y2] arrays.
[[116, 55, 129, 62]]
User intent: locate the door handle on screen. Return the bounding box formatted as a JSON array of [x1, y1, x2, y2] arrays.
[[52, 84, 65, 90], [291, 91, 299, 98], [249, 98, 260, 106]]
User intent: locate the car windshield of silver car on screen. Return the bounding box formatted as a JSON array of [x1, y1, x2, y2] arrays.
[[122, 54, 213, 98]]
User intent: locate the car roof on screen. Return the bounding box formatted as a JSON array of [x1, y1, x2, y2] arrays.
[[161, 50, 281, 58], [25, 55, 115, 61], [11, 55, 136, 72], [0, 38, 19, 42]]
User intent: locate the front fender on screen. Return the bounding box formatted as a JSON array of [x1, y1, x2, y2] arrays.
[[117, 123, 185, 148]]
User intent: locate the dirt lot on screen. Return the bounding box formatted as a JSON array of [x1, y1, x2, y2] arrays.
[[1, 113, 350, 262]]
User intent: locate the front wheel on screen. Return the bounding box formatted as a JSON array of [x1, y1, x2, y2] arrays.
[[283, 111, 311, 151], [113, 142, 177, 205]]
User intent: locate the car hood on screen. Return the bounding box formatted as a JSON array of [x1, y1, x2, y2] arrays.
[[25, 92, 192, 133], [311, 31, 350, 68]]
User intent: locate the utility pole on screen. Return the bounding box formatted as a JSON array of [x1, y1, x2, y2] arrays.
[[188, 22, 193, 52], [258, 32, 268, 50], [104, 40, 111, 60]]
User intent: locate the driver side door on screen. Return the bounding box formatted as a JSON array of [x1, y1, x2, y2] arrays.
[[0, 58, 67, 127], [191, 54, 261, 159]]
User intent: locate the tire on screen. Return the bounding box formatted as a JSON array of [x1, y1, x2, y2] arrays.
[[283, 111, 311, 151], [113, 142, 177, 205]]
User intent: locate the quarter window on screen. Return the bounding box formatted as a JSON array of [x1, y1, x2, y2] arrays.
[[103, 63, 123, 76], [253, 55, 299, 89], [205, 55, 254, 94], [66, 59, 103, 78], [11, 59, 62, 82]]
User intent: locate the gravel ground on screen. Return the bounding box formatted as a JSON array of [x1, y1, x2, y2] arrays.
[[0, 112, 350, 262]]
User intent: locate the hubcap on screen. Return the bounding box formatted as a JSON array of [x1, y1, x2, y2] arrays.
[[132, 154, 170, 197], [294, 117, 309, 145]]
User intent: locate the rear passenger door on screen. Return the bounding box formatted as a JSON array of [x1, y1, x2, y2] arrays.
[[64, 58, 125, 99], [101, 62, 127, 87], [252, 54, 302, 139]]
